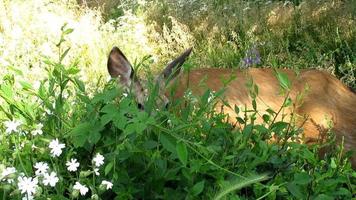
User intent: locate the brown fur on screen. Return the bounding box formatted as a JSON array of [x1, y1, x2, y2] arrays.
[[169, 68, 356, 168], [107, 47, 356, 168]]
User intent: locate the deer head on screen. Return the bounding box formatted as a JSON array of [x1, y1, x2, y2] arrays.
[[107, 47, 192, 109]]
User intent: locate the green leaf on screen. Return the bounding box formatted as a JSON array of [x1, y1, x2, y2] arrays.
[[19, 81, 33, 90], [176, 141, 188, 166], [63, 28, 74, 35], [113, 115, 128, 130], [134, 123, 147, 135], [200, 90, 210, 104], [266, 108, 276, 116], [105, 162, 114, 176], [60, 47, 71, 62], [214, 173, 270, 200], [160, 134, 176, 153], [252, 99, 257, 110], [294, 172, 312, 185], [330, 158, 337, 168], [236, 117, 245, 124], [283, 97, 292, 107], [73, 77, 85, 92], [275, 71, 291, 90], [0, 84, 14, 101], [262, 114, 270, 123], [100, 114, 113, 126], [38, 83, 47, 99], [7, 66, 24, 75], [270, 121, 289, 133], [191, 180, 205, 196], [88, 131, 101, 145], [143, 140, 158, 149], [314, 194, 333, 200], [70, 122, 91, 147], [234, 105, 240, 114], [124, 123, 136, 135], [287, 182, 304, 199], [66, 66, 80, 75], [101, 104, 118, 114]]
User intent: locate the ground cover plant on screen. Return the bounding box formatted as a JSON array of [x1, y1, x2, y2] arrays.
[[0, 0, 355, 199]]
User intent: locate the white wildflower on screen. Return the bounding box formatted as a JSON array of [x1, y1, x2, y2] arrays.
[[34, 162, 48, 175], [43, 172, 58, 187], [101, 180, 113, 190], [17, 176, 38, 197], [93, 153, 104, 167], [49, 138, 65, 157], [44, 109, 52, 115], [31, 123, 43, 136], [73, 181, 89, 196], [31, 144, 38, 150], [94, 168, 99, 176], [1, 167, 16, 180], [22, 194, 34, 200], [66, 158, 80, 172], [4, 120, 22, 134]]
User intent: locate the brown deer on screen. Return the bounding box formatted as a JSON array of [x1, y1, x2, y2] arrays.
[[107, 46, 356, 168]]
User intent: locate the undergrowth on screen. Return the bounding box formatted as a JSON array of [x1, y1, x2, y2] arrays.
[[0, 0, 355, 199]]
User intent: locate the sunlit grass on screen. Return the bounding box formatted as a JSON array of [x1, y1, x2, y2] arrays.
[[0, 0, 354, 199], [0, 0, 155, 91]]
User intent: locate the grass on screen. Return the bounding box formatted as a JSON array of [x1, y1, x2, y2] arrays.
[[0, 0, 355, 199]]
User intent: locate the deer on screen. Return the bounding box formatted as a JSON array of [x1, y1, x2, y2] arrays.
[[107, 46, 356, 168]]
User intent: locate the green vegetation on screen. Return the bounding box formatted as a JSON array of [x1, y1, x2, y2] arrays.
[[0, 0, 355, 199]]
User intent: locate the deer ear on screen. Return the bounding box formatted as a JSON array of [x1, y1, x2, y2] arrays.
[[161, 47, 192, 80], [107, 47, 134, 87]]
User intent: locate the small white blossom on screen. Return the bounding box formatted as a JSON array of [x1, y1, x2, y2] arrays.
[[73, 181, 89, 196], [36, 123, 43, 129], [43, 172, 58, 187], [49, 138, 65, 157], [101, 180, 113, 190], [31, 129, 42, 135], [93, 153, 104, 167], [1, 167, 16, 180], [66, 158, 80, 172], [34, 162, 48, 175], [22, 194, 34, 200], [44, 109, 52, 115], [17, 176, 38, 197], [94, 168, 100, 176], [4, 120, 22, 134], [31, 123, 43, 136], [31, 144, 38, 150]]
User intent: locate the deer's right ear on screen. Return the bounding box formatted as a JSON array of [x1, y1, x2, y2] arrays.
[[107, 47, 133, 87], [161, 47, 192, 80]]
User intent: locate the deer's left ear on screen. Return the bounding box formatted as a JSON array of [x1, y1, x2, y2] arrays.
[[107, 47, 134, 87], [160, 47, 192, 81]]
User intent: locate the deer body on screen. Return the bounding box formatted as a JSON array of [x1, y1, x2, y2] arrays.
[[172, 68, 356, 158], [107, 47, 356, 168]]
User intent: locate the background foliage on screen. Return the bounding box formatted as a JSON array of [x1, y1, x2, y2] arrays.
[[0, 0, 355, 199]]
